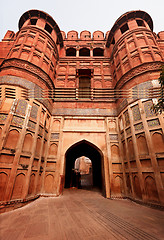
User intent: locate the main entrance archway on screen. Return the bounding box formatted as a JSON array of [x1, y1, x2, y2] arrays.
[[64, 140, 105, 195]]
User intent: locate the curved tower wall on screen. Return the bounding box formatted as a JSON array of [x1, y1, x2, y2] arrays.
[[106, 11, 163, 89], [0, 10, 64, 206], [0, 10, 63, 90], [106, 11, 164, 204]]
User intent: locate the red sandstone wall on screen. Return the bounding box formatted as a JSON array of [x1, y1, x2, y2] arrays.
[[0, 10, 63, 91], [0, 97, 61, 202], [0, 31, 15, 65], [106, 12, 163, 89]]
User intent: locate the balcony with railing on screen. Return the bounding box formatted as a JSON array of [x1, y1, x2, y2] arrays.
[[19, 87, 163, 101]]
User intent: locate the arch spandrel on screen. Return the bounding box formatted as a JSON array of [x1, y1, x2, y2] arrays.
[[65, 139, 104, 159]]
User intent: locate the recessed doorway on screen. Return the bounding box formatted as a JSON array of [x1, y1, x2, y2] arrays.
[[64, 140, 105, 195], [78, 69, 91, 99]]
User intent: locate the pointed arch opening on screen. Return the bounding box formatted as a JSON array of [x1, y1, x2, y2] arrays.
[[79, 48, 90, 56], [93, 48, 104, 56], [64, 140, 105, 195], [66, 48, 76, 56]]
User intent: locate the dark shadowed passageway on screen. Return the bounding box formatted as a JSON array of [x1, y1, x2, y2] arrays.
[[64, 140, 104, 194]]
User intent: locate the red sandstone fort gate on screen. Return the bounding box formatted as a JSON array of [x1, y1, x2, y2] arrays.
[[0, 9, 164, 211]]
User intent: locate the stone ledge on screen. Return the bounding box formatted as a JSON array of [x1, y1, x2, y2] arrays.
[[0, 195, 40, 214], [0, 193, 61, 214], [127, 197, 164, 211], [110, 195, 164, 210]]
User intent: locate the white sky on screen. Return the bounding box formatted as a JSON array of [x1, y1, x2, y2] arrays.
[[0, 0, 164, 41]]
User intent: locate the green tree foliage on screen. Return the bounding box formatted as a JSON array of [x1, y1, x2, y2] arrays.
[[153, 66, 164, 114]]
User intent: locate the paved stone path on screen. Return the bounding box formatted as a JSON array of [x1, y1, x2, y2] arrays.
[[0, 189, 164, 240]]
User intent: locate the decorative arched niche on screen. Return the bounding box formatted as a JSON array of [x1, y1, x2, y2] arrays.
[[0, 172, 8, 201], [48, 143, 58, 156], [52, 119, 60, 132], [112, 175, 124, 196], [44, 174, 54, 193], [36, 137, 41, 156], [136, 134, 149, 155], [28, 173, 35, 195], [111, 144, 120, 160], [145, 176, 159, 202], [12, 173, 25, 200], [127, 138, 135, 159], [133, 175, 142, 199], [152, 132, 164, 153], [22, 133, 33, 153], [5, 129, 19, 149]]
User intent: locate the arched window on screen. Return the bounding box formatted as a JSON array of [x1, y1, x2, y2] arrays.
[[111, 37, 115, 45], [66, 48, 76, 56], [136, 19, 145, 27], [93, 48, 104, 56], [29, 18, 37, 25], [120, 23, 129, 34], [79, 48, 90, 56], [45, 23, 52, 34]]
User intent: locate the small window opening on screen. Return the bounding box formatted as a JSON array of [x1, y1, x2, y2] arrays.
[[30, 19, 37, 25], [111, 37, 115, 45], [78, 69, 91, 99], [45, 23, 52, 34], [79, 77, 91, 98], [93, 48, 104, 56], [5, 87, 16, 99], [136, 20, 145, 27], [120, 23, 129, 34], [66, 48, 76, 56], [79, 48, 90, 56]]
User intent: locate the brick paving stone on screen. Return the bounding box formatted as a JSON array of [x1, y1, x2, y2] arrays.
[[0, 189, 164, 240], [24, 221, 48, 238]]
